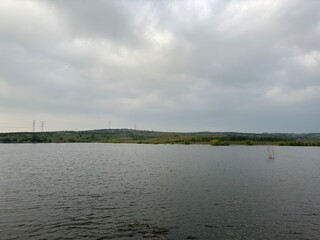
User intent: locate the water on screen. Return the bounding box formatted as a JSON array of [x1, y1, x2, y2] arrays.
[[0, 143, 319, 239]]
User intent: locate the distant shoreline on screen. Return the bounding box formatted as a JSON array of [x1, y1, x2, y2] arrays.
[[1, 129, 319, 146]]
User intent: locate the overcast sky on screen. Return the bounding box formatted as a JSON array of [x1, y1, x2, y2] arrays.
[[0, 0, 319, 133]]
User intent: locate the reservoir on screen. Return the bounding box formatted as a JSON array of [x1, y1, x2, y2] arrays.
[[0, 143, 319, 239]]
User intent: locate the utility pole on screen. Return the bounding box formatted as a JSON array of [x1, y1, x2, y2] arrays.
[[109, 120, 111, 129], [134, 124, 136, 130], [41, 121, 45, 132], [32, 120, 36, 132]]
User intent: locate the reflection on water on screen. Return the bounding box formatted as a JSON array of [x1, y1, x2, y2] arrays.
[[0, 143, 319, 239]]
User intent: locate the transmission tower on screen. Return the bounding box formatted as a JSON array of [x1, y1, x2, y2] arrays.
[[32, 120, 36, 132], [41, 121, 45, 132]]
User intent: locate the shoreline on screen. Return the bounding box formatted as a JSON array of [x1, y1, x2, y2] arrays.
[[1, 129, 319, 146]]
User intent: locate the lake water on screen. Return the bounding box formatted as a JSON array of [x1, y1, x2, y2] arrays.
[[0, 143, 319, 239]]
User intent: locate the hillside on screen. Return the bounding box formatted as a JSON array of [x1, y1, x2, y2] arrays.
[[0, 129, 320, 146]]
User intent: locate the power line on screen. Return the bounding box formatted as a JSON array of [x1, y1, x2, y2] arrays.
[[41, 121, 45, 132], [32, 120, 36, 132], [0, 123, 30, 126]]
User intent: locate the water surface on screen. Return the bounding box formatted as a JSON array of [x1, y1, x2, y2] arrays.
[[0, 144, 319, 239]]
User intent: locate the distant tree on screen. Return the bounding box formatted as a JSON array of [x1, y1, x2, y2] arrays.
[[1, 138, 11, 143]]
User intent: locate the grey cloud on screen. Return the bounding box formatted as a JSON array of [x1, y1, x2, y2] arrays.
[[0, 0, 319, 132], [46, 0, 146, 47]]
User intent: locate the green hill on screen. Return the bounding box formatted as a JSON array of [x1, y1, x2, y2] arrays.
[[1, 129, 320, 146]]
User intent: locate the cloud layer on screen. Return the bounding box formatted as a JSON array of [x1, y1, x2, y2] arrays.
[[1, 0, 319, 132]]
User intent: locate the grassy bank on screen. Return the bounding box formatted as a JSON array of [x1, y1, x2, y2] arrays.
[[0, 129, 320, 146]]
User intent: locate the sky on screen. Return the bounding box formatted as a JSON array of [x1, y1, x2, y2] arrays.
[[0, 0, 319, 133]]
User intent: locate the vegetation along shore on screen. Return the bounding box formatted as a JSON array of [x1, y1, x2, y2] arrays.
[[0, 129, 320, 146]]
